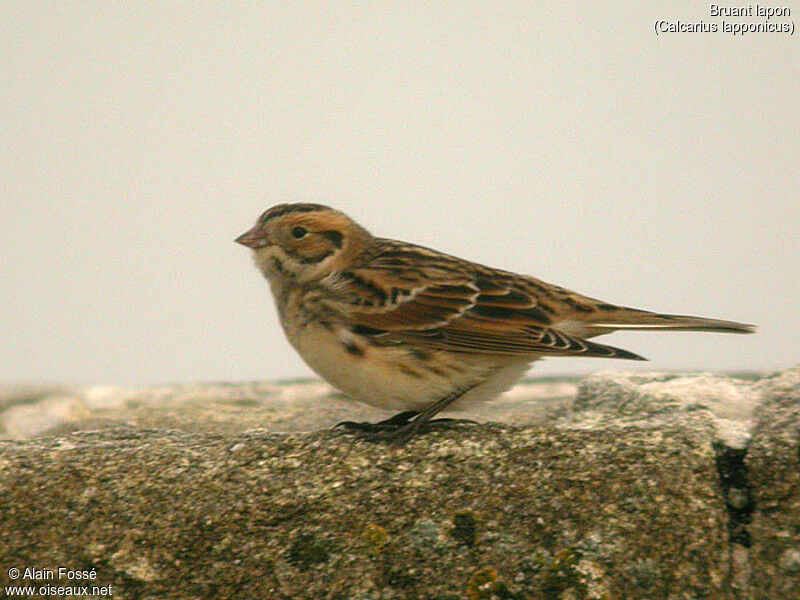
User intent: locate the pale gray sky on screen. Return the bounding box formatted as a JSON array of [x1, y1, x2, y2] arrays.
[[2, 2, 798, 385]]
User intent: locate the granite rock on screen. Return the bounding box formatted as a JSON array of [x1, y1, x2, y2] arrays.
[[0, 379, 579, 441], [0, 368, 797, 599], [1, 423, 726, 599], [747, 367, 800, 600]]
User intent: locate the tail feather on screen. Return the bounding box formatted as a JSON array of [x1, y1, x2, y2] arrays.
[[585, 308, 756, 335]]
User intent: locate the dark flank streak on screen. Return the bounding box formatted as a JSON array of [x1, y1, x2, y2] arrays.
[[396, 364, 424, 379], [409, 348, 430, 361], [343, 340, 365, 357], [444, 361, 466, 374]]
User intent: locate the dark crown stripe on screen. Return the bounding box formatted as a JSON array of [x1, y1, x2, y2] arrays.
[[261, 203, 333, 223]]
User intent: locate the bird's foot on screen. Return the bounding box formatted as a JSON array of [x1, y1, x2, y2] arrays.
[[335, 411, 479, 444], [335, 410, 419, 433]]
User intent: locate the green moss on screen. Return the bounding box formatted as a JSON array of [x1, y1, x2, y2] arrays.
[[467, 567, 498, 599], [536, 548, 588, 600], [466, 567, 523, 600], [362, 523, 389, 557]]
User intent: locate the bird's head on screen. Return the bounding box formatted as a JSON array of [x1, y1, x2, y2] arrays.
[[236, 203, 372, 283]]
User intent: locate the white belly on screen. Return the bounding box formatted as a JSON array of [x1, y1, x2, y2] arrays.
[[286, 321, 532, 412]]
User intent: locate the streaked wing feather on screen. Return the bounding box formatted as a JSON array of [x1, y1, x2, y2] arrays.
[[349, 282, 478, 329], [331, 255, 644, 360]]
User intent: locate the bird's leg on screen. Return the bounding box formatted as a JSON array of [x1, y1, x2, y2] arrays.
[[388, 388, 478, 444], [338, 384, 480, 444]]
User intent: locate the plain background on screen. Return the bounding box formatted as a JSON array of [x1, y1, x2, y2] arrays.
[[3, 2, 798, 385]]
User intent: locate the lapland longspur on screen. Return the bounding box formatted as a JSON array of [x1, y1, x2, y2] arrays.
[[236, 203, 754, 442]]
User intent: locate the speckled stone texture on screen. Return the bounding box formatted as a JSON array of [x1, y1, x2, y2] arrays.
[[0, 368, 797, 599], [0, 379, 579, 440], [747, 368, 800, 600], [1, 424, 726, 599]]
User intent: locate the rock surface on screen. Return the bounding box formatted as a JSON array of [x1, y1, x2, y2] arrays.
[[0, 378, 579, 441], [0, 368, 797, 599], [746, 368, 800, 600]]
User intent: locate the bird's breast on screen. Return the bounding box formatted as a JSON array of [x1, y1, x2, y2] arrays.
[[280, 313, 529, 412]]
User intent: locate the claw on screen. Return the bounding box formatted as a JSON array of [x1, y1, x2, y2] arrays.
[[334, 414, 479, 444], [335, 410, 419, 433]]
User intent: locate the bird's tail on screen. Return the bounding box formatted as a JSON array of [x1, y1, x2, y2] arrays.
[[581, 307, 756, 336]]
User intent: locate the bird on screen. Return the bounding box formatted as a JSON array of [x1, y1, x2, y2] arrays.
[[235, 203, 755, 443]]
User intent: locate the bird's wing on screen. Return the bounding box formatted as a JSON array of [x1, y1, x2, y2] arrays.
[[322, 245, 645, 360]]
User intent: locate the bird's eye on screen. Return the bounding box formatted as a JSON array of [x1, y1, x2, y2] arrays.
[[291, 226, 307, 239]]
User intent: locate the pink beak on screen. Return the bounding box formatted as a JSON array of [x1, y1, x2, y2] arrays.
[[235, 225, 269, 249]]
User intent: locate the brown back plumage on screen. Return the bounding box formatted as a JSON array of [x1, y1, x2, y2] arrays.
[[239, 204, 754, 362], [320, 238, 754, 361]]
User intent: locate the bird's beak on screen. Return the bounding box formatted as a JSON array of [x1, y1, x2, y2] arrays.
[[235, 225, 269, 249]]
